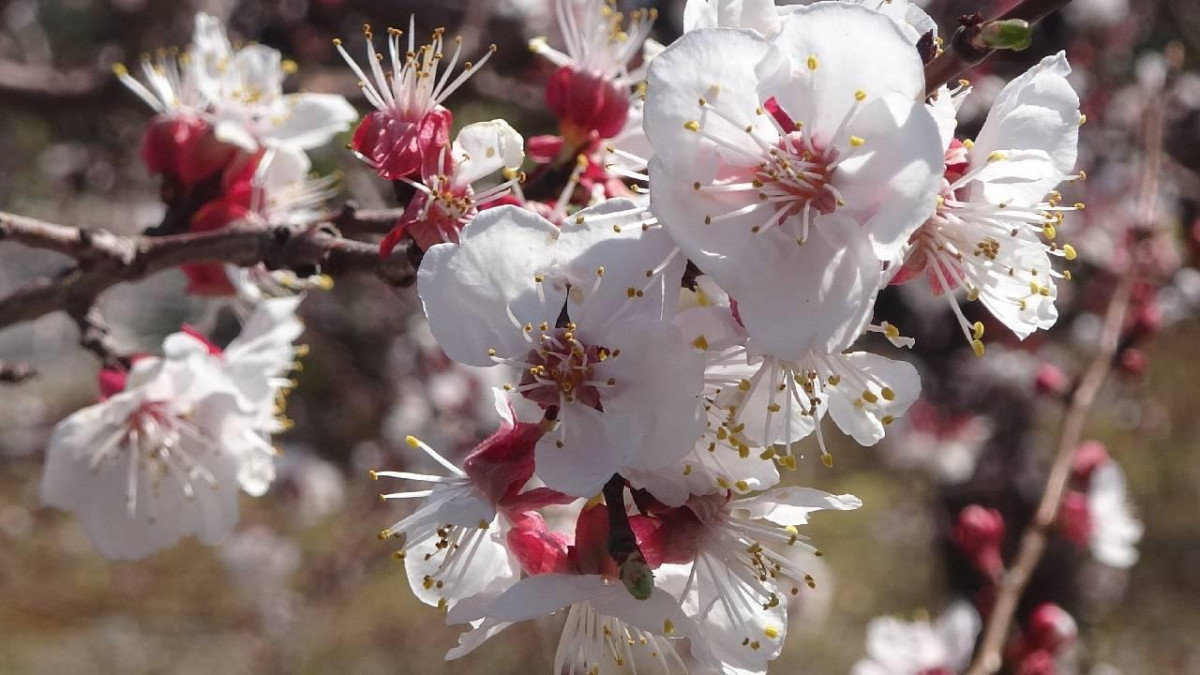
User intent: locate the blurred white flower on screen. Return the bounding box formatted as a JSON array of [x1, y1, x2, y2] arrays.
[[852, 601, 981, 675]]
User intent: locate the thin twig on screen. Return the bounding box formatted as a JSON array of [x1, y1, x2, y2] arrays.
[[964, 44, 1172, 675], [924, 0, 1075, 97]]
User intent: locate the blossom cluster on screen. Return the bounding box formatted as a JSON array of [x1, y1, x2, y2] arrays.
[[28, 1, 1154, 673]]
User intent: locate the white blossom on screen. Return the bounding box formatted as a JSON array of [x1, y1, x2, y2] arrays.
[[417, 199, 704, 500]]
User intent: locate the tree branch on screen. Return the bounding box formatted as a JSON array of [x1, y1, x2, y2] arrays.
[[0, 212, 418, 333], [924, 0, 1075, 97], [964, 44, 1173, 675]]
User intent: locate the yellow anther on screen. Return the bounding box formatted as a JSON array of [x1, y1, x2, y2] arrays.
[[806, 55, 819, 70], [972, 339, 986, 357], [987, 151, 1007, 162], [1063, 244, 1077, 260], [962, 139, 975, 149], [369, 469, 379, 480], [738, 379, 751, 391], [405, 435, 420, 448], [717, 477, 730, 489], [596, 266, 605, 276], [881, 414, 895, 425], [881, 387, 896, 401], [854, 89, 866, 101], [534, 273, 545, 282], [861, 390, 878, 404], [1079, 114, 1087, 126], [764, 625, 781, 639], [735, 480, 750, 492], [821, 453, 833, 468], [849, 136, 865, 147], [663, 620, 675, 635], [972, 321, 985, 340], [683, 120, 701, 132], [692, 334, 710, 350], [1043, 223, 1057, 240], [683, 464, 693, 476]]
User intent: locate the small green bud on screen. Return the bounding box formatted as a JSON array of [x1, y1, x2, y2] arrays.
[[977, 19, 1032, 51], [619, 553, 654, 600]]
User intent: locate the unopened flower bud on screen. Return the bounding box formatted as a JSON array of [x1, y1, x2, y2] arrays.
[[1035, 363, 1069, 397], [1057, 490, 1092, 546], [619, 551, 654, 600], [1071, 440, 1109, 483], [1015, 648, 1056, 675], [1118, 348, 1149, 376], [951, 505, 1006, 578], [1025, 603, 1077, 653]]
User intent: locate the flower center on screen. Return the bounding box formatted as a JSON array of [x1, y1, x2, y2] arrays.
[[519, 327, 612, 410], [754, 131, 840, 220]]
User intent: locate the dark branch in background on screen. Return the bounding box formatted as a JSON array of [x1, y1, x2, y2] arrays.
[[963, 41, 1179, 675], [923, 0, 1075, 97], [0, 211, 419, 336], [0, 360, 36, 384]]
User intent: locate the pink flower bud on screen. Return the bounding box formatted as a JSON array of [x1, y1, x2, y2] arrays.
[[1118, 348, 1148, 376], [1071, 440, 1109, 482], [1025, 603, 1077, 653], [952, 505, 1006, 578], [1035, 363, 1069, 396], [1014, 648, 1056, 675], [1057, 490, 1092, 546]]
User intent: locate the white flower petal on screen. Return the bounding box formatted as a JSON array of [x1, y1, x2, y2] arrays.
[[418, 206, 565, 366]]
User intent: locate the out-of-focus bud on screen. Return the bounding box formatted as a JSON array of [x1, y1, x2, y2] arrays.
[[1025, 603, 1078, 653], [1035, 363, 1070, 396], [952, 505, 1006, 579], [1071, 440, 1109, 482], [1014, 648, 1056, 675], [97, 366, 128, 400], [1118, 347, 1149, 376], [1057, 490, 1092, 546], [975, 19, 1033, 51], [545, 66, 630, 146]]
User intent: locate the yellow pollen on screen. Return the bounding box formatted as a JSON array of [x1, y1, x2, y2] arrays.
[[806, 55, 819, 70], [683, 120, 700, 132], [972, 339, 986, 357], [1063, 244, 1077, 260], [963, 139, 975, 149], [973, 321, 985, 340], [764, 625, 781, 639], [405, 435, 420, 448], [849, 136, 865, 147], [987, 151, 1007, 162], [854, 89, 866, 101]]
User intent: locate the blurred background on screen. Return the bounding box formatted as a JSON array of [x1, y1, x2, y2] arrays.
[[2, 0, 1200, 672]]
